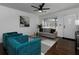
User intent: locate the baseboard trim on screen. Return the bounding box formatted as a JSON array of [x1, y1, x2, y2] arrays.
[[57, 36, 76, 41], [41, 36, 56, 39], [63, 37, 76, 41]]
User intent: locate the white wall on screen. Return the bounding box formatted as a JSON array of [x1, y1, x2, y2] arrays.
[[0, 5, 40, 43]]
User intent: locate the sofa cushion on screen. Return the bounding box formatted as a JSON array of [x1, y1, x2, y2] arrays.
[[16, 35, 28, 43], [8, 35, 28, 43], [7, 33, 22, 37]]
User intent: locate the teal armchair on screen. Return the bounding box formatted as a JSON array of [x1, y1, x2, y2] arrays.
[[3, 32, 23, 49]]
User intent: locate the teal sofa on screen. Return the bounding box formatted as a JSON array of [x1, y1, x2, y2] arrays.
[[3, 32, 41, 55], [7, 36, 41, 55]]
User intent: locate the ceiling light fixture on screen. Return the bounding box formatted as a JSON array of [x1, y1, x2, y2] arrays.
[[38, 10, 42, 12]]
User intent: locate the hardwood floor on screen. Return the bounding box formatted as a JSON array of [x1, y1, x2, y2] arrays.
[[46, 38, 75, 55], [0, 38, 75, 55], [0, 44, 7, 55]]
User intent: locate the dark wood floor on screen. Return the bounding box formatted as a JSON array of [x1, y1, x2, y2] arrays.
[[0, 38, 75, 55], [46, 38, 75, 55], [0, 44, 7, 55]]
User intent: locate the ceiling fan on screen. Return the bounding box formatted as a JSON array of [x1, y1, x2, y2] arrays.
[[31, 3, 50, 12]]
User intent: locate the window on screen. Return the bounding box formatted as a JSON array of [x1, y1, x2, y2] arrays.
[[42, 18, 57, 29]]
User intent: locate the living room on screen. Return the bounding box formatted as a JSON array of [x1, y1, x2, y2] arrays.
[[0, 3, 79, 55]]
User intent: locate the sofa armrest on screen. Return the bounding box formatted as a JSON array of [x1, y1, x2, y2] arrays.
[[53, 31, 57, 38], [53, 31, 57, 35]]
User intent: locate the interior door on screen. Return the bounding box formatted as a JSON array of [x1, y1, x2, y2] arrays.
[[63, 14, 76, 39], [57, 17, 64, 37]]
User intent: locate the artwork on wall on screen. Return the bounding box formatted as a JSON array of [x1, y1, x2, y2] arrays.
[[20, 16, 30, 27]]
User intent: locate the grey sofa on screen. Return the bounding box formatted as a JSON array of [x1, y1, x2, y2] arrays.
[[39, 28, 57, 39]]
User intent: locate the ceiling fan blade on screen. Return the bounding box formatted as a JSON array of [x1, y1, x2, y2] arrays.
[[31, 5, 39, 9], [41, 3, 45, 7], [42, 8, 50, 10]]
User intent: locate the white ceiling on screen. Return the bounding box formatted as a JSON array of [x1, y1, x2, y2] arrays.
[[0, 3, 79, 16]]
